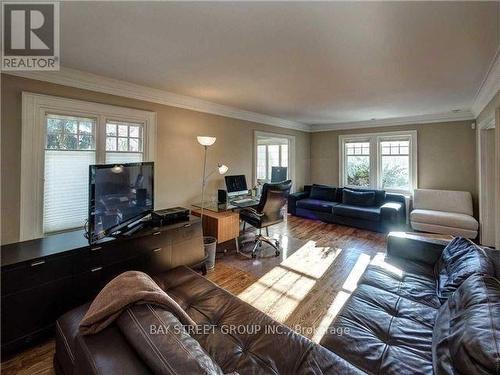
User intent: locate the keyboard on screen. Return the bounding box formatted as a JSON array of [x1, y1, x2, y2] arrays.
[[232, 198, 254, 204]]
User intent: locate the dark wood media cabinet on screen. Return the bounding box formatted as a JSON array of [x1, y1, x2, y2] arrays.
[[1, 215, 205, 355]]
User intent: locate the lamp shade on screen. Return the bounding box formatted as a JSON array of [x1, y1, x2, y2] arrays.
[[197, 136, 216, 146], [218, 164, 228, 175]]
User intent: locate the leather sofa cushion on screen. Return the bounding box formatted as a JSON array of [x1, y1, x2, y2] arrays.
[[333, 204, 380, 222], [360, 256, 441, 308], [296, 198, 338, 213], [320, 283, 437, 374], [344, 188, 386, 206], [309, 184, 337, 202], [433, 274, 500, 375], [411, 209, 478, 231], [435, 237, 494, 300], [116, 304, 224, 375], [153, 266, 364, 374], [342, 189, 376, 207]]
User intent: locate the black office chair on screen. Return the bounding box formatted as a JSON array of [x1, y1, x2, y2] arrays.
[[239, 180, 292, 258]]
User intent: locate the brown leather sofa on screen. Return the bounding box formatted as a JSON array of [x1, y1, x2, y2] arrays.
[[54, 234, 499, 375]]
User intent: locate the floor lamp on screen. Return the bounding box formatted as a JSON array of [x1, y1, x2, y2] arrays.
[[197, 136, 228, 269]]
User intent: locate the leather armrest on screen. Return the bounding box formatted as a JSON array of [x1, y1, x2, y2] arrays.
[[287, 191, 310, 214], [386, 232, 448, 265], [380, 202, 403, 223]]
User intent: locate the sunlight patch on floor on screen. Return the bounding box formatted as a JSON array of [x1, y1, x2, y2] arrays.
[[238, 240, 342, 322], [342, 253, 371, 292], [281, 240, 342, 279]]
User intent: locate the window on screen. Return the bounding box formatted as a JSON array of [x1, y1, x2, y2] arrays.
[[105, 121, 144, 163], [44, 115, 97, 233], [340, 131, 417, 194], [380, 140, 410, 191], [345, 141, 370, 187], [254, 132, 294, 185], [21, 93, 156, 240]]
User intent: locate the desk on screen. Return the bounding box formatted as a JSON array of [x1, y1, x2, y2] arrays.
[[191, 200, 259, 250]]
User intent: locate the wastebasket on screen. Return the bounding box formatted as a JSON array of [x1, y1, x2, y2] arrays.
[[203, 236, 217, 270]]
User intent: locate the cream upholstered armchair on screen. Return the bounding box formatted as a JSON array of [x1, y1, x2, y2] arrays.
[[410, 189, 478, 239]]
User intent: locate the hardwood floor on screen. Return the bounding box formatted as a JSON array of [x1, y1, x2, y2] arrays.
[[1, 216, 387, 374]]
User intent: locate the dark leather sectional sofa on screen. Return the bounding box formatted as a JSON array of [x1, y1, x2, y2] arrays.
[[55, 234, 499, 375], [288, 184, 407, 232]]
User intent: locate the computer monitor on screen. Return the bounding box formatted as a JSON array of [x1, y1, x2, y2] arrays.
[[271, 166, 288, 183], [225, 175, 248, 197]]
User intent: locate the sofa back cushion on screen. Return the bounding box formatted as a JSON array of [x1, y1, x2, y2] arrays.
[[310, 184, 337, 202], [432, 274, 500, 375], [414, 189, 473, 215], [342, 189, 376, 207], [435, 237, 494, 300]]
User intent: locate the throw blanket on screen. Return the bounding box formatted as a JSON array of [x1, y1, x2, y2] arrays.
[[79, 271, 196, 335]]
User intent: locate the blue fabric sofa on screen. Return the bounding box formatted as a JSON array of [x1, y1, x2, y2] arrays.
[[288, 184, 407, 232]]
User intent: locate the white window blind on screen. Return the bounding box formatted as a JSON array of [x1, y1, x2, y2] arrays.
[[43, 114, 96, 233]]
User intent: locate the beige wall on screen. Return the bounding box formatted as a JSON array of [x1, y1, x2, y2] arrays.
[[1, 74, 311, 244], [310, 121, 478, 212]]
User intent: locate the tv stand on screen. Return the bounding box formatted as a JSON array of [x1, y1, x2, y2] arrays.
[[1, 215, 206, 356]]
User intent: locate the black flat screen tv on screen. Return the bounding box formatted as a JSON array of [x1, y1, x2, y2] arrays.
[[88, 162, 154, 243]]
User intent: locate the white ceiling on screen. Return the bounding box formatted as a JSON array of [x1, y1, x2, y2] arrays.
[[59, 1, 499, 126]]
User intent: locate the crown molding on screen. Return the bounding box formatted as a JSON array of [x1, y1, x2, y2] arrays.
[[471, 46, 500, 117], [310, 110, 475, 132], [5, 67, 311, 132], [5, 67, 483, 133]]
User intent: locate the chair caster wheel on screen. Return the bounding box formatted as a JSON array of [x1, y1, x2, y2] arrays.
[[251, 253, 257, 259], [275, 250, 280, 257]]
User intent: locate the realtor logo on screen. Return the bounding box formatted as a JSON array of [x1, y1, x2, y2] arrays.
[[2, 2, 60, 70]]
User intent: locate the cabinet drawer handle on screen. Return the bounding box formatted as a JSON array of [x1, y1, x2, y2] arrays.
[[30, 260, 45, 267], [91, 267, 102, 273], [153, 231, 161, 236], [152, 248, 161, 253], [91, 246, 102, 252]]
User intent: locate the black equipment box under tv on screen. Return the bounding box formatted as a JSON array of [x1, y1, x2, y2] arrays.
[[152, 207, 190, 226]]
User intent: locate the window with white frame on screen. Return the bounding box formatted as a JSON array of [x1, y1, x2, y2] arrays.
[[43, 114, 97, 233], [255, 132, 294, 184], [345, 141, 370, 187], [105, 121, 144, 164], [21, 93, 156, 240], [340, 131, 417, 194]]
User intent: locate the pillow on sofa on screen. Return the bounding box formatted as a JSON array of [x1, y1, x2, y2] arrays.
[[310, 184, 337, 202], [432, 274, 500, 375], [117, 304, 224, 375], [342, 189, 376, 207], [435, 237, 494, 300]]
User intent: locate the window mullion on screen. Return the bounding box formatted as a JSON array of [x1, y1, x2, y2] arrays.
[[370, 137, 378, 189], [266, 145, 270, 181], [96, 115, 106, 163]]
